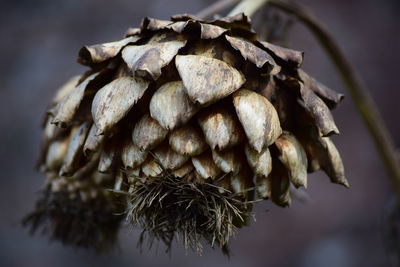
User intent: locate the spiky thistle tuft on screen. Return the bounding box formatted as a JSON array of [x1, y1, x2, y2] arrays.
[[23, 186, 123, 252], [125, 171, 254, 255]]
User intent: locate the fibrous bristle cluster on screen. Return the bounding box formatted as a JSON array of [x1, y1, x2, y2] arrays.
[[126, 171, 254, 255]]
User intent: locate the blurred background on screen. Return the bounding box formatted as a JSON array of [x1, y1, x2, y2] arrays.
[[1, 0, 399, 266]]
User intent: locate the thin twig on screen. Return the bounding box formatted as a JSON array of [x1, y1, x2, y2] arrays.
[[195, 0, 240, 20], [267, 0, 400, 196]]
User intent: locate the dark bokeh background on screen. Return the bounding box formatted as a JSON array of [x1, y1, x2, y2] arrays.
[[1, 0, 399, 266]]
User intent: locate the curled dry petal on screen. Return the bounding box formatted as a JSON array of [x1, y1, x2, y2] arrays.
[[78, 36, 140, 66], [172, 162, 194, 177], [83, 124, 104, 156], [298, 69, 344, 108], [296, 117, 348, 187], [45, 138, 69, 172], [92, 77, 149, 135], [320, 137, 348, 187], [153, 142, 189, 170], [169, 124, 207, 156], [132, 113, 168, 150], [122, 33, 186, 79], [150, 81, 198, 130], [98, 138, 119, 173], [141, 17, 172, 31], [225, 35, 280, 74], [121, 139, 148, 169], [192, 150, 221, 180], [142, 157, 163, 178], [256, 175, 272, 199], [200, 24, 227, 39], [233, 89, 282, 152], [176, 55, 245, 106], [52, 72, 100, 127], [212, 13, 251, 30], [125, 27, 141, 37], [198, 107, 244, 150], [211, 148, 242, 174], [275, 132, 308, 188], [289, 78, 339, 136], [51, 75, 81, 105], [259, 41, 304, 68], [167, 21, 192, 33], [59, 122, 90, 176], [244, 144, 272, 178]]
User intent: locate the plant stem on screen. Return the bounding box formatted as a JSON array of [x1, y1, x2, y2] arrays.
[[227, 0, 269, 17], [266, 0, 400, 195], [195, 0, 240, 19]]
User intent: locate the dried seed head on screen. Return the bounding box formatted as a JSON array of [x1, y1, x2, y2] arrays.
[[29, 12, 346, 254]]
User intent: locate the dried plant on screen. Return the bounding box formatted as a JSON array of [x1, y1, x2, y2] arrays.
[[25, 0, 355, 254]]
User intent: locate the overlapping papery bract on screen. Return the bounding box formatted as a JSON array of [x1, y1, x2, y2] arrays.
[[39, 13, 347, 213]]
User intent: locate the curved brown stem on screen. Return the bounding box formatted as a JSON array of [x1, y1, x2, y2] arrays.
[[195, 0, 240, 19], [267, 0, 400, 195]]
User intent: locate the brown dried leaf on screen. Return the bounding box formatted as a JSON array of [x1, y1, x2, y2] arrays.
[[122, 33, 186, 80], [78, 36, 140, 66], [225, 35, 280, 74], [121, 139, 148, 169], [52, 72, 100, 127], [132, 113, 168, 150], [92, 76, 150, 135], [295, 116, 348, 187], [244, 144, 272, 178], [298, 69, 344, 108], [59, 122, 90, 176], [83, 124, 104, 156], [287, 77, 339, 136], [153, 142, 189, 170], [198, 106, 244, 150], [275, 131, 308, 188], [211, 148, 242, 174], [150, 81, 199, 130], [168, 124, 207, 156], [192, 150, 222, 180], [259, 41, 304, 68], [233, 89, 282, 152], [176, 55, 245, 106]]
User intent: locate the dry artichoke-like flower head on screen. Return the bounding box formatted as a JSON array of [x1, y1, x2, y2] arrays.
[[29, 13, 347, 254]]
